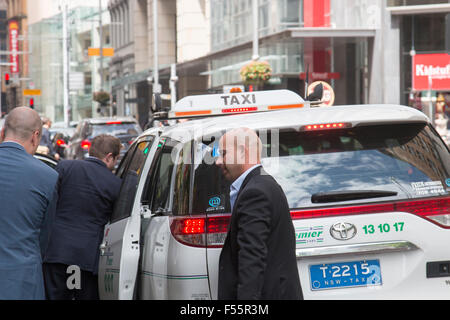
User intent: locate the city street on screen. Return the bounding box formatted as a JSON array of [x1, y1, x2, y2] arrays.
[[0, 0, 448, 304]]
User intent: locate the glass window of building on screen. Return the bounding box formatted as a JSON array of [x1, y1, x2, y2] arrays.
[[211, 0, 271, 51], [399, 13, 447, 105], [278, 0, 302, 28]]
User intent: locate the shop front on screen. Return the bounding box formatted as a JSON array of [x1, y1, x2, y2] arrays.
[[202, 30, 373, 106], [394, 7, 450, 143]]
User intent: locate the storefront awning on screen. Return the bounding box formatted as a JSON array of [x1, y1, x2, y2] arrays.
[[169, 27, 376, 79], [388, 4, 450, 15], [288, 27, 376, 38]]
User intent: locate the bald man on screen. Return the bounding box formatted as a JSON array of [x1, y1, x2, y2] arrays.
[[215, 127, 302, 300], [0, 107, 58, 299]]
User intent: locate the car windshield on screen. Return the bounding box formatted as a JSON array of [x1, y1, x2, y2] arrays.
[[188, 123, 450, 215], [91, 122, 142, 137]]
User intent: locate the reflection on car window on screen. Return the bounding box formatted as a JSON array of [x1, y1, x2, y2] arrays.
[[192, 140, 231, 215], [261, 124, 450, 208], [191, 123, 450, 214], [92, 123, 142, 137], [150, 144, 175, 213], [172, 142, 191, 216], [110, 138, 154, 223]]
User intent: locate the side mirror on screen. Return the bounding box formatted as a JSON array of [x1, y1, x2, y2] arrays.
[[306, 83, 323, 101], [151, 93, 162, 112]]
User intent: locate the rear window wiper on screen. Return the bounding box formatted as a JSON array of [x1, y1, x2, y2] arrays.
[[311, 190, 398, 203]]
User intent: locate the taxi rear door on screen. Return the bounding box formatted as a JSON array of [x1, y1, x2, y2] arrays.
[[98, 135, 158, 299]]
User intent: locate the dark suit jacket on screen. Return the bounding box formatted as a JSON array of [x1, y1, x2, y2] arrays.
[[43, 157, 121, 274], [218, 166, 302, 300], [0, 142, 58, 299]]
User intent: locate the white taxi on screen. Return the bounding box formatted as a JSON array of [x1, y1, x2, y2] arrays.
[[98, 89, 450, 300]]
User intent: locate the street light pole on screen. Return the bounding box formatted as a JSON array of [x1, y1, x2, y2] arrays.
[[62, 1, 70, 127], [99, 0, 103, 91], [252, 0, 259, 61], [153, 0, 160, 94], [170, 63, 178, 108]]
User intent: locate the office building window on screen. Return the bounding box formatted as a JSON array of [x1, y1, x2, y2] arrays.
[[211, 0, 270, 51], [278, 0, 302, 28]]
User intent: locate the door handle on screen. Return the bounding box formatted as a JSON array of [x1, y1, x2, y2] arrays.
[[99, 242, 107, 256]]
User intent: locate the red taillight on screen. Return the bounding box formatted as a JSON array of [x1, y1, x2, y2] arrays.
[[81, 140, 91, 150], [182, 218, 205, 234], [56, 139, 66, 146], [301, 122, 350, 131], [291, 196, 450, 228], [221, 107, 258, 114], [170, 214, 230, 247], [106, 121, 122, 125]]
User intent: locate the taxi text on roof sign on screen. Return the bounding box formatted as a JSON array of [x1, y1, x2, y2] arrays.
[[169, 89, 308, 118]]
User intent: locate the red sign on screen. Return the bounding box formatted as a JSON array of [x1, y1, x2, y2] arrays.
[[412, 53, 450, 91], [8, 20, 19, 74], [299, 72, 340, 81]]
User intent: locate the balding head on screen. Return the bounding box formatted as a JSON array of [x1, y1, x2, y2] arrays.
[[215, 127, 262, 182], [1, 107, 43, 154]]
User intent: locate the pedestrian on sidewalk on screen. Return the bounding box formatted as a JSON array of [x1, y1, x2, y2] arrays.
[[435, 94, 449, 146], [38, 117, 60, 160]]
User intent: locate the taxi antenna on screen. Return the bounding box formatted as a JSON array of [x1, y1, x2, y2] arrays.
[[304, 65, 309, 99]]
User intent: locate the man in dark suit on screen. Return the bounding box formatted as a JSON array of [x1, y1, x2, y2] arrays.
[[0, 107, 58, 299], [43, 134, 122, 300], [215, 127, 302, 300]]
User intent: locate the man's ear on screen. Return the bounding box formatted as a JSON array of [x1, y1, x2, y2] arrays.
[[0, 127, 5, 141], [104, 152, 114, 163], [32, 130, 41, 147]]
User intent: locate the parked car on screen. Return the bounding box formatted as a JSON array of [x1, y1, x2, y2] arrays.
[[65, 117, 142, 164], [98, 89, 450, 300]]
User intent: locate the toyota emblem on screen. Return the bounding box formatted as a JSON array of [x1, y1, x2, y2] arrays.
[[330, 222, 357, 240]]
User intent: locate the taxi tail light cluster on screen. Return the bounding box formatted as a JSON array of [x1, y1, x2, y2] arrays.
[[170, 215, 230, 247], [170, 196, 450, 248], [301, 122, 351, 131], [81, 139, 91, 150], [291, 196, 450, 228], [56, 139, 66, 147]]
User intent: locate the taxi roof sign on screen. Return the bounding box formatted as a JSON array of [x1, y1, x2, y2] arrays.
[[169, 89, 308, 118]]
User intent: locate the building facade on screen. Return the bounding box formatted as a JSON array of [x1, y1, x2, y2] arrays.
[[109, 0, 399, 127], [5, 1, 447, 125], [5, 0, 29, 112], [26, 0, 111, 122], [387, 0, 450, 121], [108, 0, 178, 128]]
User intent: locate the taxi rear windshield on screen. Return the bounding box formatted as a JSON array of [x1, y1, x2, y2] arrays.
[[190, 123, 450, 214]]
